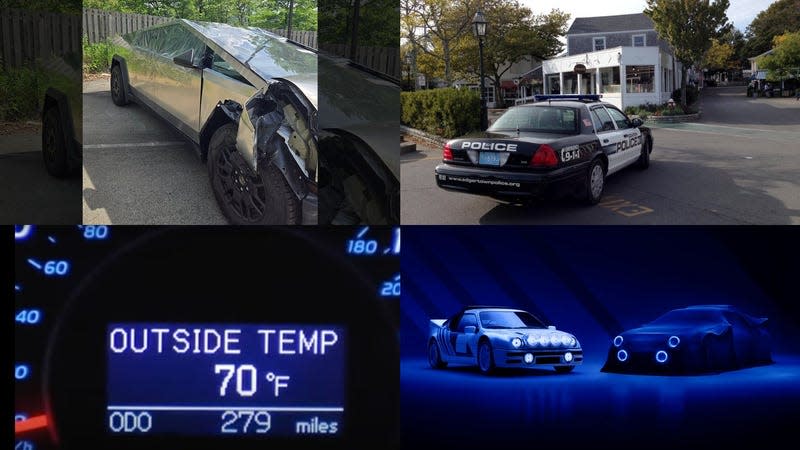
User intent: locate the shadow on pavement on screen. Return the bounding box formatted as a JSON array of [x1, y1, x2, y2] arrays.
[[479, 159, 798, 225], [0, 149, 81, 224]]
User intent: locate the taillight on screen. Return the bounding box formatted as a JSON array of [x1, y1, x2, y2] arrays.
[[443, 143, 453, 161], [530, 144, 558, 167]]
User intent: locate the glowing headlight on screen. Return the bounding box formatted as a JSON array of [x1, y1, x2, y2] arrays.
[[668, 336, 680, 348], [617, 349, 628, 362], [560, 335, 571, 346], [571, 337, 577, 347], [613, 335, 624, 347], [656, 350, 668, 363], [538, 335, 549, 346], [511, 337, 522, 348], [526, 335, 537, 347], [549, 334, 560, 346], [564, 352, 573, 362], [524, 353, 534, 364]]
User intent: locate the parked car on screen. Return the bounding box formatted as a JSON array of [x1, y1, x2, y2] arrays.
[[435, 95, 653, 205], [428, 306, 583, 374], [602, 305, 772, 374], [111, 19, 399, 224]]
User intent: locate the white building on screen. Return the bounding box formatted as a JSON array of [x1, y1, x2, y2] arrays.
[[540, 13, 683, 110]]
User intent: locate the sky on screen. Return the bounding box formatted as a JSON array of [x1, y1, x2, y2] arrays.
[[522, 0, 778, 32]]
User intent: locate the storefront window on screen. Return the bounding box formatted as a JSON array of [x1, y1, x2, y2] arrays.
[[626, 65, 655, 93], [562, 72, 577, 94], [546, 74, 560, 94], [600, 67, 620, 93]]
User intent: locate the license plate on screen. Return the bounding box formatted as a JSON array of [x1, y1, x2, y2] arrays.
[[479, 152, 501, 166]]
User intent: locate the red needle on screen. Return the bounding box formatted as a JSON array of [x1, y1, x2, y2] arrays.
[[15, 414, 48, 434]]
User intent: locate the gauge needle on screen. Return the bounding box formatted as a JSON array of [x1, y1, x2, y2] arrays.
[[15, 414, 48, 434]]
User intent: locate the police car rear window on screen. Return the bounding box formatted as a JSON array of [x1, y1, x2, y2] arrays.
[[489, 106, 578, 134]]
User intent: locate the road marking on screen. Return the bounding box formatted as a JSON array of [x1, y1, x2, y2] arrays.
[[650, 123, 799, 142], [599, 196, 654, 217], [83, 141, 186, 149]]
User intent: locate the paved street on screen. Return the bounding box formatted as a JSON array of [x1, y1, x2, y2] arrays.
[[401, 86, 800, 224], [82, 78, 226, 224], [0, 129, 81, 224]]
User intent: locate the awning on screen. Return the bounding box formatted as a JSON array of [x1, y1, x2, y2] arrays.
[[500, 80, 517, 89]]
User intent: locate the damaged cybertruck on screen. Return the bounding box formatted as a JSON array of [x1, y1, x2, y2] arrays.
[[110, 19, 398, 224]]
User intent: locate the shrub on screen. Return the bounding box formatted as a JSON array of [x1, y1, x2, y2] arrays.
[[0, 66, 44, 121], [83, 38, 115, 74], [401, 88, 480, 138]]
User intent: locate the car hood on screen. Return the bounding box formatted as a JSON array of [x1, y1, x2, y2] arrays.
[[485, 328, 573, 339], [183, 19, 316, 97], [620, 324, 729, 348]]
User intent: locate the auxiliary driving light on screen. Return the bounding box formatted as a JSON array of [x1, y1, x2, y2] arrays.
[[526, 335, 537, 346], [524, 353, 534, 364], [617, 349, 628, 362], [656, 350, 668, 363], [564, 352, 573, 362], [668, 336, 680, 348]]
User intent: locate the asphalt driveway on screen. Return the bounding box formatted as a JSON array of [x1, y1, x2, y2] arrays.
[[82, 77, 226, 224]]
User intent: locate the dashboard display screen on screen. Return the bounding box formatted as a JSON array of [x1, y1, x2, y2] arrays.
[[106, 323, 345, 437], [15, 226, 398, 450]]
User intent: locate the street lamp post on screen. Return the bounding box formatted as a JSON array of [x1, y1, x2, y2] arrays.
[[472, 9, 488, 130], [405, 53, 413, 91]]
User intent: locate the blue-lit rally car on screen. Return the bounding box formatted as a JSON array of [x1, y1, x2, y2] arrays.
[[602, 305, 772, 374], [428, 306, 583, 374]]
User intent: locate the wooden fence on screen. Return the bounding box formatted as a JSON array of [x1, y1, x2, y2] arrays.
[[322, 43, 400, 81], [2, 8, 398, 80], [83, 8, 171, 44], [267, 29, 317, 50], [0, 8, 81, 69]]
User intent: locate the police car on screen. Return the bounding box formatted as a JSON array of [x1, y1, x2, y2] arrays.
[[434, 95, 652, 204]]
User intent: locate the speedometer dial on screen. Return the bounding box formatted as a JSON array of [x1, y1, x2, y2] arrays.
[[14, 226, 399, 450]]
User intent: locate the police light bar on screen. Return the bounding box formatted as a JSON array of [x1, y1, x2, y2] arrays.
[[533, 94, 602, 102]]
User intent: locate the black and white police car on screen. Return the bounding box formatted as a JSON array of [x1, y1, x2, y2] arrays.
[[434, 95, 652, 204]]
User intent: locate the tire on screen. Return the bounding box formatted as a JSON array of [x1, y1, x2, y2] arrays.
[[110, 64, 129, 106], [554, 366, 575, 374], [42, 107, 68, 177], [583, 158, 605, 205], [427, 340, 447, 369], [207, 123, 301, 224], [637, 138, 651, 169], [477, 340, 495, 374]]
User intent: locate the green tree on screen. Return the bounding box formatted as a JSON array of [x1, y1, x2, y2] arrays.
[[758, 31, 800, 82], [451, 1, 568, 105], [721, 28, 748, 69], [645, 0, 731, 108], [744, 0, 800, 57], [401, 0, 478, 86], [703, 39, 734, 70], [251, 0, 317, 31]]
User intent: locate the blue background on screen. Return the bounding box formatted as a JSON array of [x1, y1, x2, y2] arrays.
[[401, 226, 800, 448]]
